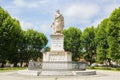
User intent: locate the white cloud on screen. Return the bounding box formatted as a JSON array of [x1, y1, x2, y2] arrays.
[[92, 19, 103, 27], [10, 10, 50, 33], [13, 0, 26, 8], [88, 3, 120, 27], [104, 4, 120, 17], [20, 20, 33, 31], [13, 0, 38, 8], [62, 3, 100, 29], [13, 0, 49, 8], [63, 3, 99, 20], [38, 24, 50, 34], [10, 0, 120, 32], [95, 0, 112, 3], [20, 20, 50, 34]]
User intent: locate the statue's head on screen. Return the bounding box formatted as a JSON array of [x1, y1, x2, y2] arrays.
[[56, 10, 60, 14]]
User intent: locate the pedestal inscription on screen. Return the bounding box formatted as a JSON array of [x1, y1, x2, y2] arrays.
[[49, 54, 65, 61], [51, 34, 64, 51], [43, 52, 72, 62]]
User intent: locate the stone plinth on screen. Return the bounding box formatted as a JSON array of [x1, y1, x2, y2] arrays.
[[51, 34, 64, 51], [43, 51, 71, 62], [42, 33, 73, 74], [18, 70, 96, 76], [42, 51, 72, 70], [19, 61, 96, 76]]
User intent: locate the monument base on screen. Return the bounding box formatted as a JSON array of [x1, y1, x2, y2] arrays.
[[43, 51, 72, 62], [41, 70, 96, 76], [18, 70, 96, 76], [18, 70, 41, 76], [20, 61, 97, 76], [43, 51, 72, 70]]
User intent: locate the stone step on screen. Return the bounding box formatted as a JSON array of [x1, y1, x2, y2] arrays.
[[41, 71, 74, 75], [18, 70, 96, 76], [18, 70, 40, 76]]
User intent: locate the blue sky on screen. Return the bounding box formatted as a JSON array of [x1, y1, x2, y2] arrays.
[[0, 0, 120, 46]]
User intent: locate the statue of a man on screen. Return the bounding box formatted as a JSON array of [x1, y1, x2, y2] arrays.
[[51, 10, 64, 34]]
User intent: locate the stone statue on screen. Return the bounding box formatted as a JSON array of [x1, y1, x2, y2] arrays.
[[51, 10, 64, 34]]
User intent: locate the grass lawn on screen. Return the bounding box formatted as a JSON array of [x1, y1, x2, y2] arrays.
[[0, 66, 120, 72], [87, 66, 120, 71], [0, 67, 27, 72]]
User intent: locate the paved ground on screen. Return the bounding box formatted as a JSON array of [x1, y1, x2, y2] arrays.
[[0, 70, 120, 80]]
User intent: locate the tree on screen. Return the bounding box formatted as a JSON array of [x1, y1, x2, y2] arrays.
[[0, 7, 10, 64], [95, 18, 109, 64], [6, 19, 23, 66], [81, 26, 96, 65], [19, 29, 48, 63], [0, 7, 48, 67], [63, 27, 82, 61], [107, 7, 120, 64], [0, 7, 23, 67], [44, 46, 50, 52]]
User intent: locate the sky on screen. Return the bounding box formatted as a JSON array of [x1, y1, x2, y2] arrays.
[[0, 0, 120, 46]]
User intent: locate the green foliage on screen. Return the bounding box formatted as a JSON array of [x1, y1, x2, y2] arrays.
[[87, 66, 120, 71], [107, 7, 120, 63], [95, 19, 109, 63], [44, 46, 50, 52], [0, 67, 26, 72], [81, 26, 96, 64], [94, 7, 120, 64], [0, 7, 48, 67], [63, 27, 82, 61], [22, 29, 48, 61], [14, 29, 48, 65], [0, 7, 22, 65]]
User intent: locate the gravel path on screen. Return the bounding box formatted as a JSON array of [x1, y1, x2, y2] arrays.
[[0, 70, 120, 80]]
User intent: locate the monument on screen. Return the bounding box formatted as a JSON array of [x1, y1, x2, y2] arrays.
[[41, 10, 73, 75], [18, 10, 96, 76]]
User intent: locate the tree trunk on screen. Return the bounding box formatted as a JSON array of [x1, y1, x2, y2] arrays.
[[20, 61, 23, 67], [13, 62, 17, 67]]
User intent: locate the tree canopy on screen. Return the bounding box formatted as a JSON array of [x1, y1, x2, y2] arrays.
[[63, 27, 82, 61], [95, 19, 109, 63], [81, 26, 96, 64], [63, 7, 120, 65], [107, 7, 120, 64], [0, 7, 48, 67]]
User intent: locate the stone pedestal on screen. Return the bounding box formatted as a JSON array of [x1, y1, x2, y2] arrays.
[[42, 34, 72, 71], [51, 34, 64, 51], [43, 51, 71, 62], [42, 51, 72, 70]]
